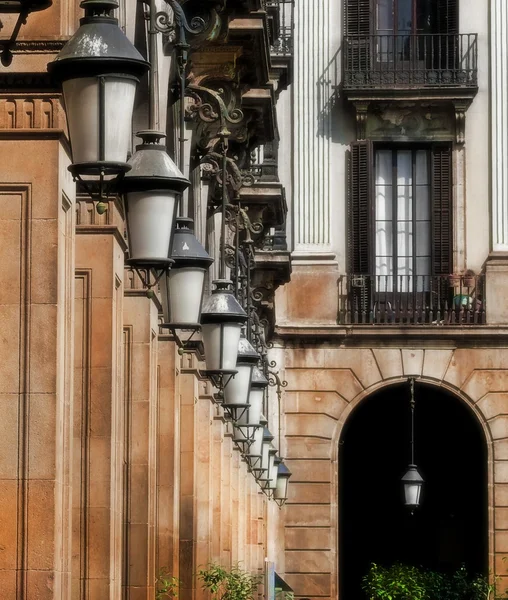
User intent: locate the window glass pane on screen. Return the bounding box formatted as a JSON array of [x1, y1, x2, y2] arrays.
[[397, 186, 412, 219], [416, 257, 431, 275], [398, 0, 413, 33], [397, 151, 412, 185], [376, 221, 393, 256], [397, 257, 412, 291], [377, 0, 394, 31], [376, 186, 392, 219], [376, 257, 394, 292], [415, 150, 428, 184], [415, 186, 430, 219], [416, 222, 431, 255], [376, 150, 393, 185], [397, 221, 413, 256]]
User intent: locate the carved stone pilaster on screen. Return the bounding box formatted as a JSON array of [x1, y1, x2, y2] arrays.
[[453, 100, 468, 145]]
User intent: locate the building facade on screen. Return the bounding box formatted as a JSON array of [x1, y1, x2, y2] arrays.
[[2, 0, 508, 599]]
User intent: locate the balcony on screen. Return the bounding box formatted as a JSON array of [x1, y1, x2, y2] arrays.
[[343, 33, 478, 100], [338, 274, 486, 326]]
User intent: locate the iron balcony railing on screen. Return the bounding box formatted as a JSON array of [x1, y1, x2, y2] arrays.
[[338, 274, 485, 325], [266, 0, 294, 57], [343, 33, 478, 89]]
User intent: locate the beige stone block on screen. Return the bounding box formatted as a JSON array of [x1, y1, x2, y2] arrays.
[[0, 395, 19, 479], [284, 391, 299, 412], [0, 305, 20, 394], [496, 508, 508, 530], [30, 303, 57, 394], [495, 484, 508, 506], [495, 439, 508, 461], [286, 550, 333, 573], [489, 416, 508, 440], [0, 480, 18, 569], [180, 452, 194, 496], [286, 348, 325, 369], [75, 236, 116, 298], [463, 371, 508, 403], [27, 480, 55, 569], [497, 576, 508, 598], [286, 437, 332, 460], [284, 267, 339, 324], [496, 532, 508, 553], [285, 460, 331, 483], [287, 369, 362, 401], [86, 577, 110, 598], [495, 554, 508, 576], [286, 414, 337, 439], [372, 349, 403, 380], [0, 569, 16, 599], [131, 400, 150, 463], [88, 436, 111, 508], [130, 463, 150, 524], [402, 349, 424, 377], [495, 462, 508, 483], [293, 392, 348, 420], [445, 350, 508, 390], [285, 505, 331, 527], [284, 573, 331, 596], [422, 349, 454, 381], [87, 508, 112, 579], [285, 527, 332, 550], [26, 570, 55, 600], [288, 483, 331, 504], [129, 341, 152, 400], [89, 367, 113, 437], [0, 218, 22, 305], [90, 298, 114, 369], [124, 296, 154, 343], [30, 219, 58, 305], [127, 523, 149, 586], [478, 393, 508, 420], [323, 349, 382, 389], [28, 394, 56, 479]]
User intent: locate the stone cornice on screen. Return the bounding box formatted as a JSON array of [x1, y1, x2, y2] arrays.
[[0, 40, 66, 54]]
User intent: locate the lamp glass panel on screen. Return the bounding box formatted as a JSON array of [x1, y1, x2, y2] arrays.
[[404, 481, 422, 506], [247, 426, 264, 457], [236, 387, 262, 426], [62, 76, 136, 165], [260, 442, 270, 472], [224, 363, 253, 406], [125, 191, 176, 263], [166, 267, 205, 325], [103, 77, 137, 162], [274, 475, 288, 501], [202, 322, 241, 371], [266, 453, 276, 487]]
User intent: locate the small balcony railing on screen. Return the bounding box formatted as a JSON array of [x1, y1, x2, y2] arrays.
[[266, 0, 294, 57], [343, 33, 478, 90], [338, 274, 485, 325]]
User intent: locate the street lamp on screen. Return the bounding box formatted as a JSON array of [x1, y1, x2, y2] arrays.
[[401, 378, 424, 514], [120, 131, 189, 269], [274, 461, 292, 507], [253, 427, 274, 480], [223, 335, 259, 420], [160, 217, 213, 336], [48, 0, 149, 187], [200, 279, 248, 390]]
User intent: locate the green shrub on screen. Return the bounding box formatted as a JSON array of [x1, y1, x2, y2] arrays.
[[197, 563, 261, 600], [155, 569, 180, 600]]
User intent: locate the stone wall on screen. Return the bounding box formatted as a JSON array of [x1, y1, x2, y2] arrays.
[[282, 345, 508, 598]]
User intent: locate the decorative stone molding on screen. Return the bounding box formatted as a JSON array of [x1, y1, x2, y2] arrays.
[[353, 101, 370, 140], [453, 100, 469, 144], [0, 94, 65, 130]]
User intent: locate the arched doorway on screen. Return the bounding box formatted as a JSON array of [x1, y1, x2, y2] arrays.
[[339, 381, 488, 599]]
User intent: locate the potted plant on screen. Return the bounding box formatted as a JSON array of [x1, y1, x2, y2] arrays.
[[197, 563, 261, 600]]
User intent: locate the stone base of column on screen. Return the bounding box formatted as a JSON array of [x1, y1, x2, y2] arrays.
[[485, 253, 508, 324]]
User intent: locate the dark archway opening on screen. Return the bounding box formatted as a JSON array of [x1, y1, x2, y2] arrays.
[[339, 382, 488, 600]]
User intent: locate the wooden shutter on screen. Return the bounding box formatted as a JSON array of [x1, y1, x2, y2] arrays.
[[431, 144, 452, 276], [345, 0, 371, 83], [437, 0, 458, 34]]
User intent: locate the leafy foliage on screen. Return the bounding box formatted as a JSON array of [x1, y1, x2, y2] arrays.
[[362, 563, 503, 600], [155, 568, 180, 600], [197, 563, 261, 600]]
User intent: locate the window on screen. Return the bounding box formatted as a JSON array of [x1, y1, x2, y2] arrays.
[[348, 141, 452, 294], [375, 148, 431, 292]]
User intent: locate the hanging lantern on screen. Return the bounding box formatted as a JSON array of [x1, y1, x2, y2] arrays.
[[235, 366, 268, 428], [242, 414, 267, 463], [48, 0, 149, 180], [401, 464, 424, 513], [223, 335, 259, 419], [258, 447, 277, 492], [200, 279, 248, 389], [119, 131, 189, 267], [274, 461, 292, 507], [253, 427, 274, 480], [268, 455, 282, 491], [160, 218, 213, 328]]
